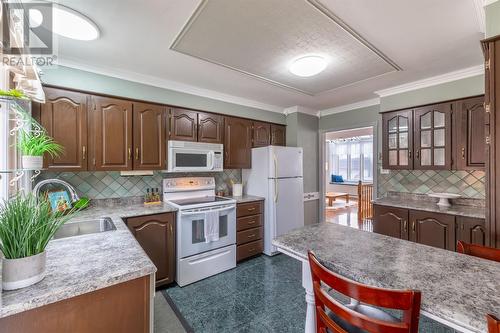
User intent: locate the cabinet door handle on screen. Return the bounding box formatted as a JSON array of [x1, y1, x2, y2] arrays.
[[169, 224, 173, 234], [82, 146, 86, 160], [408, 151, 411, 159], [403, 220, 407, 232], [461, 147, 465, 159], [415, 149, 420, 159], [128, 148, 132, 160], [135, 148, 140, 160], [412, 221, 416, 232]]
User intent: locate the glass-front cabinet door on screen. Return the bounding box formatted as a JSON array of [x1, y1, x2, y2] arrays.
[[414, 103, 452, 170], [382, 109, 413, 169]]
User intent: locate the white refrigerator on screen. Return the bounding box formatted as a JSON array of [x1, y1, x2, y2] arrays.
[[242, 146, 304, 256]]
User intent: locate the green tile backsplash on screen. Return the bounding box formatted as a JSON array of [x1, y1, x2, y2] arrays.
[[378, 169, 485, 199], [36, 170, 242, 199]]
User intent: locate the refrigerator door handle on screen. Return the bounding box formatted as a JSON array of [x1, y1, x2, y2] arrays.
[[273, 154, 278, 203], [274, 178, 278, 203], [273, 153, 278, 178]]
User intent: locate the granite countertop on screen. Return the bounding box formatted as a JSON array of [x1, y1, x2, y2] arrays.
[[273, 223, 500, 333], [230, 194, 265, 203], [0, 201, 178, 318], [372, 196, 485, 219]]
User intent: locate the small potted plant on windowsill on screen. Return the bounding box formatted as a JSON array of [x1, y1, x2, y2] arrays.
[[18, 130, 63, 170], [0, 194, 75, 290]]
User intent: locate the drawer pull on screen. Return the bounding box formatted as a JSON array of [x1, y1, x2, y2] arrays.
[[247, 207, 256, 211], [249, 248, 255, 252], [248, 220, 256, 224], [247, 234, 256, 238]]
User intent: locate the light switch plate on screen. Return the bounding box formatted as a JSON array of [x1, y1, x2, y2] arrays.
[[380, 168, 390, 175]]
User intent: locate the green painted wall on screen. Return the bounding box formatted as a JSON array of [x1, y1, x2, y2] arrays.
[[486, 1, 500, 38], [380, 75, 484, 112], [319, 104, 380, 131], [40, 66, 286, 124], [286, 112, 320, 225]]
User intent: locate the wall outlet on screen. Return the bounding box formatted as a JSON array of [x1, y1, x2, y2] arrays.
[[380, 168, 390, 175]]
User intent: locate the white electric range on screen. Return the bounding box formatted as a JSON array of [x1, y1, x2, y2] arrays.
[[163, 177, 237, 287]]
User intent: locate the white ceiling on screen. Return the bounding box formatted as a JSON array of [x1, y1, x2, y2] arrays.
[[172, 0, 399, 95], [52, 0, 485, 114]]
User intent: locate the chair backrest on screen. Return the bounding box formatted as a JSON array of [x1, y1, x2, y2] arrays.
[[357, 181, 373, 221], [308, 251, 421, 333], [488, 314, 500, 333], [457, 241, 500, 263]]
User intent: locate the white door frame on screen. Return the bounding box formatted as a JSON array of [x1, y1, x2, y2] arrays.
[[318, 121, 379, 223]]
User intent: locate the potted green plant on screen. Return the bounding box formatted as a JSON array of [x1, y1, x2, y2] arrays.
[[0, 194, 74, 290], [18, 130, 63, 169]]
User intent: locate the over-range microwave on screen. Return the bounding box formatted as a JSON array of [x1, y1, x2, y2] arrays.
[[167, 140, 223, 172]]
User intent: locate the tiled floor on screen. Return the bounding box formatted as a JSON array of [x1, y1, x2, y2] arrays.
[[161, 254, 455, 333], [162, 254, 305, 333]]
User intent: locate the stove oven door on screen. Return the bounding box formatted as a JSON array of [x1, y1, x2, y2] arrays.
[[178, 205, 236, 258]]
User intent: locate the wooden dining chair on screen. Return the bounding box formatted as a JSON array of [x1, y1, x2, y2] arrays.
[[456, 241, 500, 263], [487, 314, 500, 333], [308, 251, 421, 333]]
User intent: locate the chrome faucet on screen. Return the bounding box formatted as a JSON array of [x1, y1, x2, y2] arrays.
[[33, 179, 80, 202]]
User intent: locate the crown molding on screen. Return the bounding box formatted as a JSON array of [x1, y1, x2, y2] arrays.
[[319, 98, 380, 117], [53, 58, 285, 114], [485, 0, 499, 5], [374, 65, 485, 98], [284, 105, 320, 117], [473, 0, 486, 33]]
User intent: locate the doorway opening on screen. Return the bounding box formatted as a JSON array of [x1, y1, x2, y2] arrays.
[[323, 126, 374, 229]]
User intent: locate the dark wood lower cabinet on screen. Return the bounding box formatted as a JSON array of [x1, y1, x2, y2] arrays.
[[456, 216, 488, 247], [236, 200, 264, 262], [409, 210, 455, 251], [126, 213, 176, 287], [373, 204, 485, 252], [373, 205, 409, 240], [0, 276, 151, 333]]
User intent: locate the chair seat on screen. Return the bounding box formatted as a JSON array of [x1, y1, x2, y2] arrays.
[[328, 303, 399, 333]]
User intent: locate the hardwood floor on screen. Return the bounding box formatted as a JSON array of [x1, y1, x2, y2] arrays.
[[324, 198, 372, 231]]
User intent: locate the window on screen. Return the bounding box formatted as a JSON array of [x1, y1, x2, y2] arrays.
[[328, 135, 373, 182]]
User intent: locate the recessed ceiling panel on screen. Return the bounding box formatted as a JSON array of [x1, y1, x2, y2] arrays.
[[172, 0, 400, 95]]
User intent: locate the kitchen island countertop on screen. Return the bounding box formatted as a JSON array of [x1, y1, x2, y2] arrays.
[[273, 223, 500, 333], [0, 201, 177, 318]]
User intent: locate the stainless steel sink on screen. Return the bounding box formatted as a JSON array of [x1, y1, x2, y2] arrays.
[[53, 217, 116, 239]]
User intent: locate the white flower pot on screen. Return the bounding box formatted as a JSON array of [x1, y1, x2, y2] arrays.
[[22, 155, 43, 169], [2, 251, 46, 290]]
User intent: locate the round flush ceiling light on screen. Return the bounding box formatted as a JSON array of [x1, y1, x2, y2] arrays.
[[30, 3, 100, 41], [289, 55, 327, 77]]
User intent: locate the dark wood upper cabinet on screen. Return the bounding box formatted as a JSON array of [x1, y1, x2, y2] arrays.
[[126, 213, 175, 287], [253, 121, 271, 147], [270, 124, 286, 146], [409, 210, 455, 251], [413, 103, 452, 170], [169, 108, 197, 142], [41, 87, 88, 171], [90, 96, 133, 171], [198, 112, 224, 143], [483, 35, 500, 249], [382, 109, 413, 169], [133, 103, 166, 170], [456, 216, 488, 247], [373, 204, 409, 240], [224, 116, 253, 169], [454, 96, 486, 170]]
